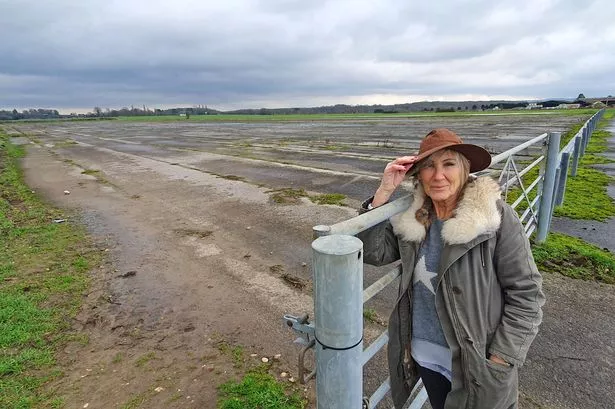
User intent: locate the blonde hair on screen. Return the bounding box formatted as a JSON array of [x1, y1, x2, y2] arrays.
[[413, 149, 471, 226]]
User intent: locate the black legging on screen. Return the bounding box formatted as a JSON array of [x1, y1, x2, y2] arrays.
[[417, 364, 451, 409]]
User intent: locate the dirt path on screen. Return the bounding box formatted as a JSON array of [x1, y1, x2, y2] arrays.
[[21, 142, 360, 408]]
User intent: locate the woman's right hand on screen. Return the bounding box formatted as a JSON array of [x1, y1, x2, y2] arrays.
[[372, 156, 418, 207]]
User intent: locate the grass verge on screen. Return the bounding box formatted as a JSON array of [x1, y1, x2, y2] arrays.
[[532, 233, 615, 284], [507, 109, 615, 220], [0, 131, 100, 408], [553, 109, 615, 220], [218, 368, 306, 409], [213, 334, 307, 409]]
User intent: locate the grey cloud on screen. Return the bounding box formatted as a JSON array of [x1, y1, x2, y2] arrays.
[[1, 0, 614, 110]]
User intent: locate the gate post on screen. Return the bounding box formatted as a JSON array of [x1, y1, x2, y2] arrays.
[[312, 235, 363, 408], [554, 152, 570, 206], [571, 136, 581, 177], [536, 132, 561, 243], [580, 127, 588, 156]]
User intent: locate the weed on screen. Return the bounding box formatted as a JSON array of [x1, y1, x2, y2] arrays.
[[120, 392, 147, 409], [135, 352, 157, 367], [112, 352, 124, 364], [217, 371, 306, 409], [532, 233, 615, 284], [216, 341, 245, 368], [309, 193, 346, 206], [363, 308, 378, 323], [268, 188, 308, 204], [81, 169, 100, 176], [54, 140, 78, 148], [167, 392, 183, 403]]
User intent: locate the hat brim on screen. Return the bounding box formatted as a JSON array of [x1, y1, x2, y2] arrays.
[[413, 143, 492, 173]]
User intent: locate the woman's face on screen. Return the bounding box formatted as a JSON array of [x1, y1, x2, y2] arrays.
[[418, 150, 465, 204]]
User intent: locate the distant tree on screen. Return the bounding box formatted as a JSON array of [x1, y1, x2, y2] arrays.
[[577, 93, 585, 99], [472, 105, 477, 110], [93, 107, 102, 117]]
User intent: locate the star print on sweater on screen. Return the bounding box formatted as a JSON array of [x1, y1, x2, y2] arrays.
[[413, 255, 437, 294]]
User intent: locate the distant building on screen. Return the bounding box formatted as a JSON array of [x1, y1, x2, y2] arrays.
[[526, 103, 543, 110], [556, 103, 581, 109], [579, 97, 614, 107]]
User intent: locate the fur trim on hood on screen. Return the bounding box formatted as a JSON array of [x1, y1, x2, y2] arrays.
[[390, 176, 502, 245]]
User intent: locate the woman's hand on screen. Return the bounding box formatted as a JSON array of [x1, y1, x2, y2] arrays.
[[372, 156, 418, 207], [489, 354, 511, 367]]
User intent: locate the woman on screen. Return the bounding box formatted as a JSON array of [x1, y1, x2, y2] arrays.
[[358, 128, 545, 409]]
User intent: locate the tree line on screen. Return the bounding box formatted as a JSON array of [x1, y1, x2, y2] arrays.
[[0, 108, 60, 120], [0, 97, 602, 121]]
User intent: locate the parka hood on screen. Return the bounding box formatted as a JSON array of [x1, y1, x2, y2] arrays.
[[391, 176, 502, 245]]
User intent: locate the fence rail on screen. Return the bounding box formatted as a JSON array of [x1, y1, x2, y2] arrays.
[[285, 109, 605, 409]]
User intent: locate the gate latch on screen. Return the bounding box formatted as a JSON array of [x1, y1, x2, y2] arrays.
[[284, 313, 316, 384]]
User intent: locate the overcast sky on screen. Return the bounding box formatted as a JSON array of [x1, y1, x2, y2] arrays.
[[1, 0, 614, 112]]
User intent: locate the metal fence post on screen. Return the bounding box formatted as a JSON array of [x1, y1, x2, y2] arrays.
[[312, 235, 363, 408], [571, 136, 581, 177], [536, 132, 561, 243], [580, 127, 588, 156], [554, 152, 570, 206]]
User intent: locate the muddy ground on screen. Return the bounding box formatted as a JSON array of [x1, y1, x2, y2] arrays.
[[4, 114, 614, 409]]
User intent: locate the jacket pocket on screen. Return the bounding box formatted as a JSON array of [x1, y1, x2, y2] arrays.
[[470, 358, 518, 409]]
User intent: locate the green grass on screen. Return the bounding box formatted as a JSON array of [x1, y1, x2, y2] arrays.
[[553, 166, 615, 220], [109, 109, 598, 123], [268, 188, 308, 204], [0, 130, 100, 408], [217, 370, 306, 409], [363, 308, 378, 323], [506, 109, 615, 221], [532, 233, 615, 284], [216, 341, 245, 368], [120, 393, 148, 409], [553, 111, 615, 220], [309, 193, 346, 206], [134, 352, 157, 368]]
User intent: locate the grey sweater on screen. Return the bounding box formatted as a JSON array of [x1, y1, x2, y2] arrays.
[[411, 219, 452, 380]]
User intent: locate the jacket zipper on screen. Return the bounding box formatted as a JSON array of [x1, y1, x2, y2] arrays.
[[480, 242, 485, 267]]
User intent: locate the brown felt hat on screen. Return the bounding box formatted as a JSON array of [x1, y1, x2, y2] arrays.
[[414, 128, 492, 173]]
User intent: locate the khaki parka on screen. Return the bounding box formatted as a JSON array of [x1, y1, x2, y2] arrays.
[[357, 176, 545, 409]]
